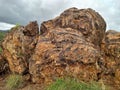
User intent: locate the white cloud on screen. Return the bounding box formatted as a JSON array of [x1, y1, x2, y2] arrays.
[[0, 22, 15, 30]]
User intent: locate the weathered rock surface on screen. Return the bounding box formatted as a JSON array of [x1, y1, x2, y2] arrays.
[[41, 7, 106, 47], [2, 21, 39, 74], [2, 7, 120, 89], [29, 8, 106, 83], [102, 30, 120, 88], [0, 54, 9, 74]]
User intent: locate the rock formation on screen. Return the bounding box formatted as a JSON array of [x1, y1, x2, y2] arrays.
[[0, 54, 9, 74], [1, 7, 120, 89], [102, 30, 120, 88], [2, 21, 39, 74], [29, 7, 106, 83]]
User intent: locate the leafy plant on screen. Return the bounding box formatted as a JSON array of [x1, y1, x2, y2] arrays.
[[6, 74, 23, 90], [46, 78, 103, 90]]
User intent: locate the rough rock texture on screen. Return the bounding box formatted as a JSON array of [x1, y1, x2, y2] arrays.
[[1, 7, 120, 90], [41, 8, 106, 47], [0, 54, 9, 74], [4, 7, 120, 89], [29, 8, 106, 83], [2, 21, 39, 74], [101, 30, 120, 88], [2, 7, 120, 89]]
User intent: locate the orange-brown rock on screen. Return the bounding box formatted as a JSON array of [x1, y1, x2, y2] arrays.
[[1, 7, 120, 89], [0, 54, 9, 74], [2, 21, 39, 74], [102, 30, 120, 89], [40, 7, 106, 47], [29, 8, 106, 83]]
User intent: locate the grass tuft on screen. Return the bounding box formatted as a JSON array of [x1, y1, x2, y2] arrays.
[[0, 47, 2, 53], [6, 74, 23, 90], [0, 32, 6, 41], [46, 78, 103, 90]]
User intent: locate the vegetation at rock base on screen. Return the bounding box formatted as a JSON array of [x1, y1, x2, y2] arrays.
[[0, 31, 7, 53], [0, 31, 6, 42], [14, 23, 20, 29], [0, 8, 119, 90], [6, 74, 23, 90], [46, 78, 104, 90], [0, 47, 2, 53]]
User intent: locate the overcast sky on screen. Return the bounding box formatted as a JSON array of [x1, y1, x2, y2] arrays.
[[0, 0, 120, 31]]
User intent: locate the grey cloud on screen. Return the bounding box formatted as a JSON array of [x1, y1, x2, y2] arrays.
[[0, 0, 71, 25], [0, 0, 120, 31], [0, 0, 27, 24]]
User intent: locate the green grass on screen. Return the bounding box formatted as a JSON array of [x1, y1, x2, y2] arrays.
[[0, 32, 6, 41], [12, 23, 20, 30], [46, 78, 103, 90], [0, 47, 2, 53], [0, 31, 7, 53], [15, 23, 20, 27], [6, 74, 23, 90], [0, 31, 6, 53]]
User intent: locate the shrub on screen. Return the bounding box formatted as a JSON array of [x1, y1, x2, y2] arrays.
[[6, 74, 23, 90], [13, 23, 20, 30], [0, 47, 2, 53], [46, 78, 103, 90], [15, 24, 20, 28], [0, 31, 6, 41]]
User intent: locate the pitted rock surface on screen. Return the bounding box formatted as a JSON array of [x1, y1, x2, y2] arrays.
[[29, 8, 106, 83], [101, 30, 120, 88], [2, 7, 120, 89], [2, 21, 39, 74], [40, 7, 106, 47], [2, 7, 120, 90]]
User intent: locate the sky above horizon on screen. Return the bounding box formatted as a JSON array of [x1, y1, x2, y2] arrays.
[[0, 0, 120, 31]]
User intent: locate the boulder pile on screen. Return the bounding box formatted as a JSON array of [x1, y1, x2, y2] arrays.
[[1, 7, 120, 89]]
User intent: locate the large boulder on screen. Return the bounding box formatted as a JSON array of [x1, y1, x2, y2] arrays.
[[102, 30, 120, 88], [29, 8, 106, 83], [1, 7, 120, 89], [1, 7, 108, 85], [2, 21, 39, 74], [40, 7, 106, 47]]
